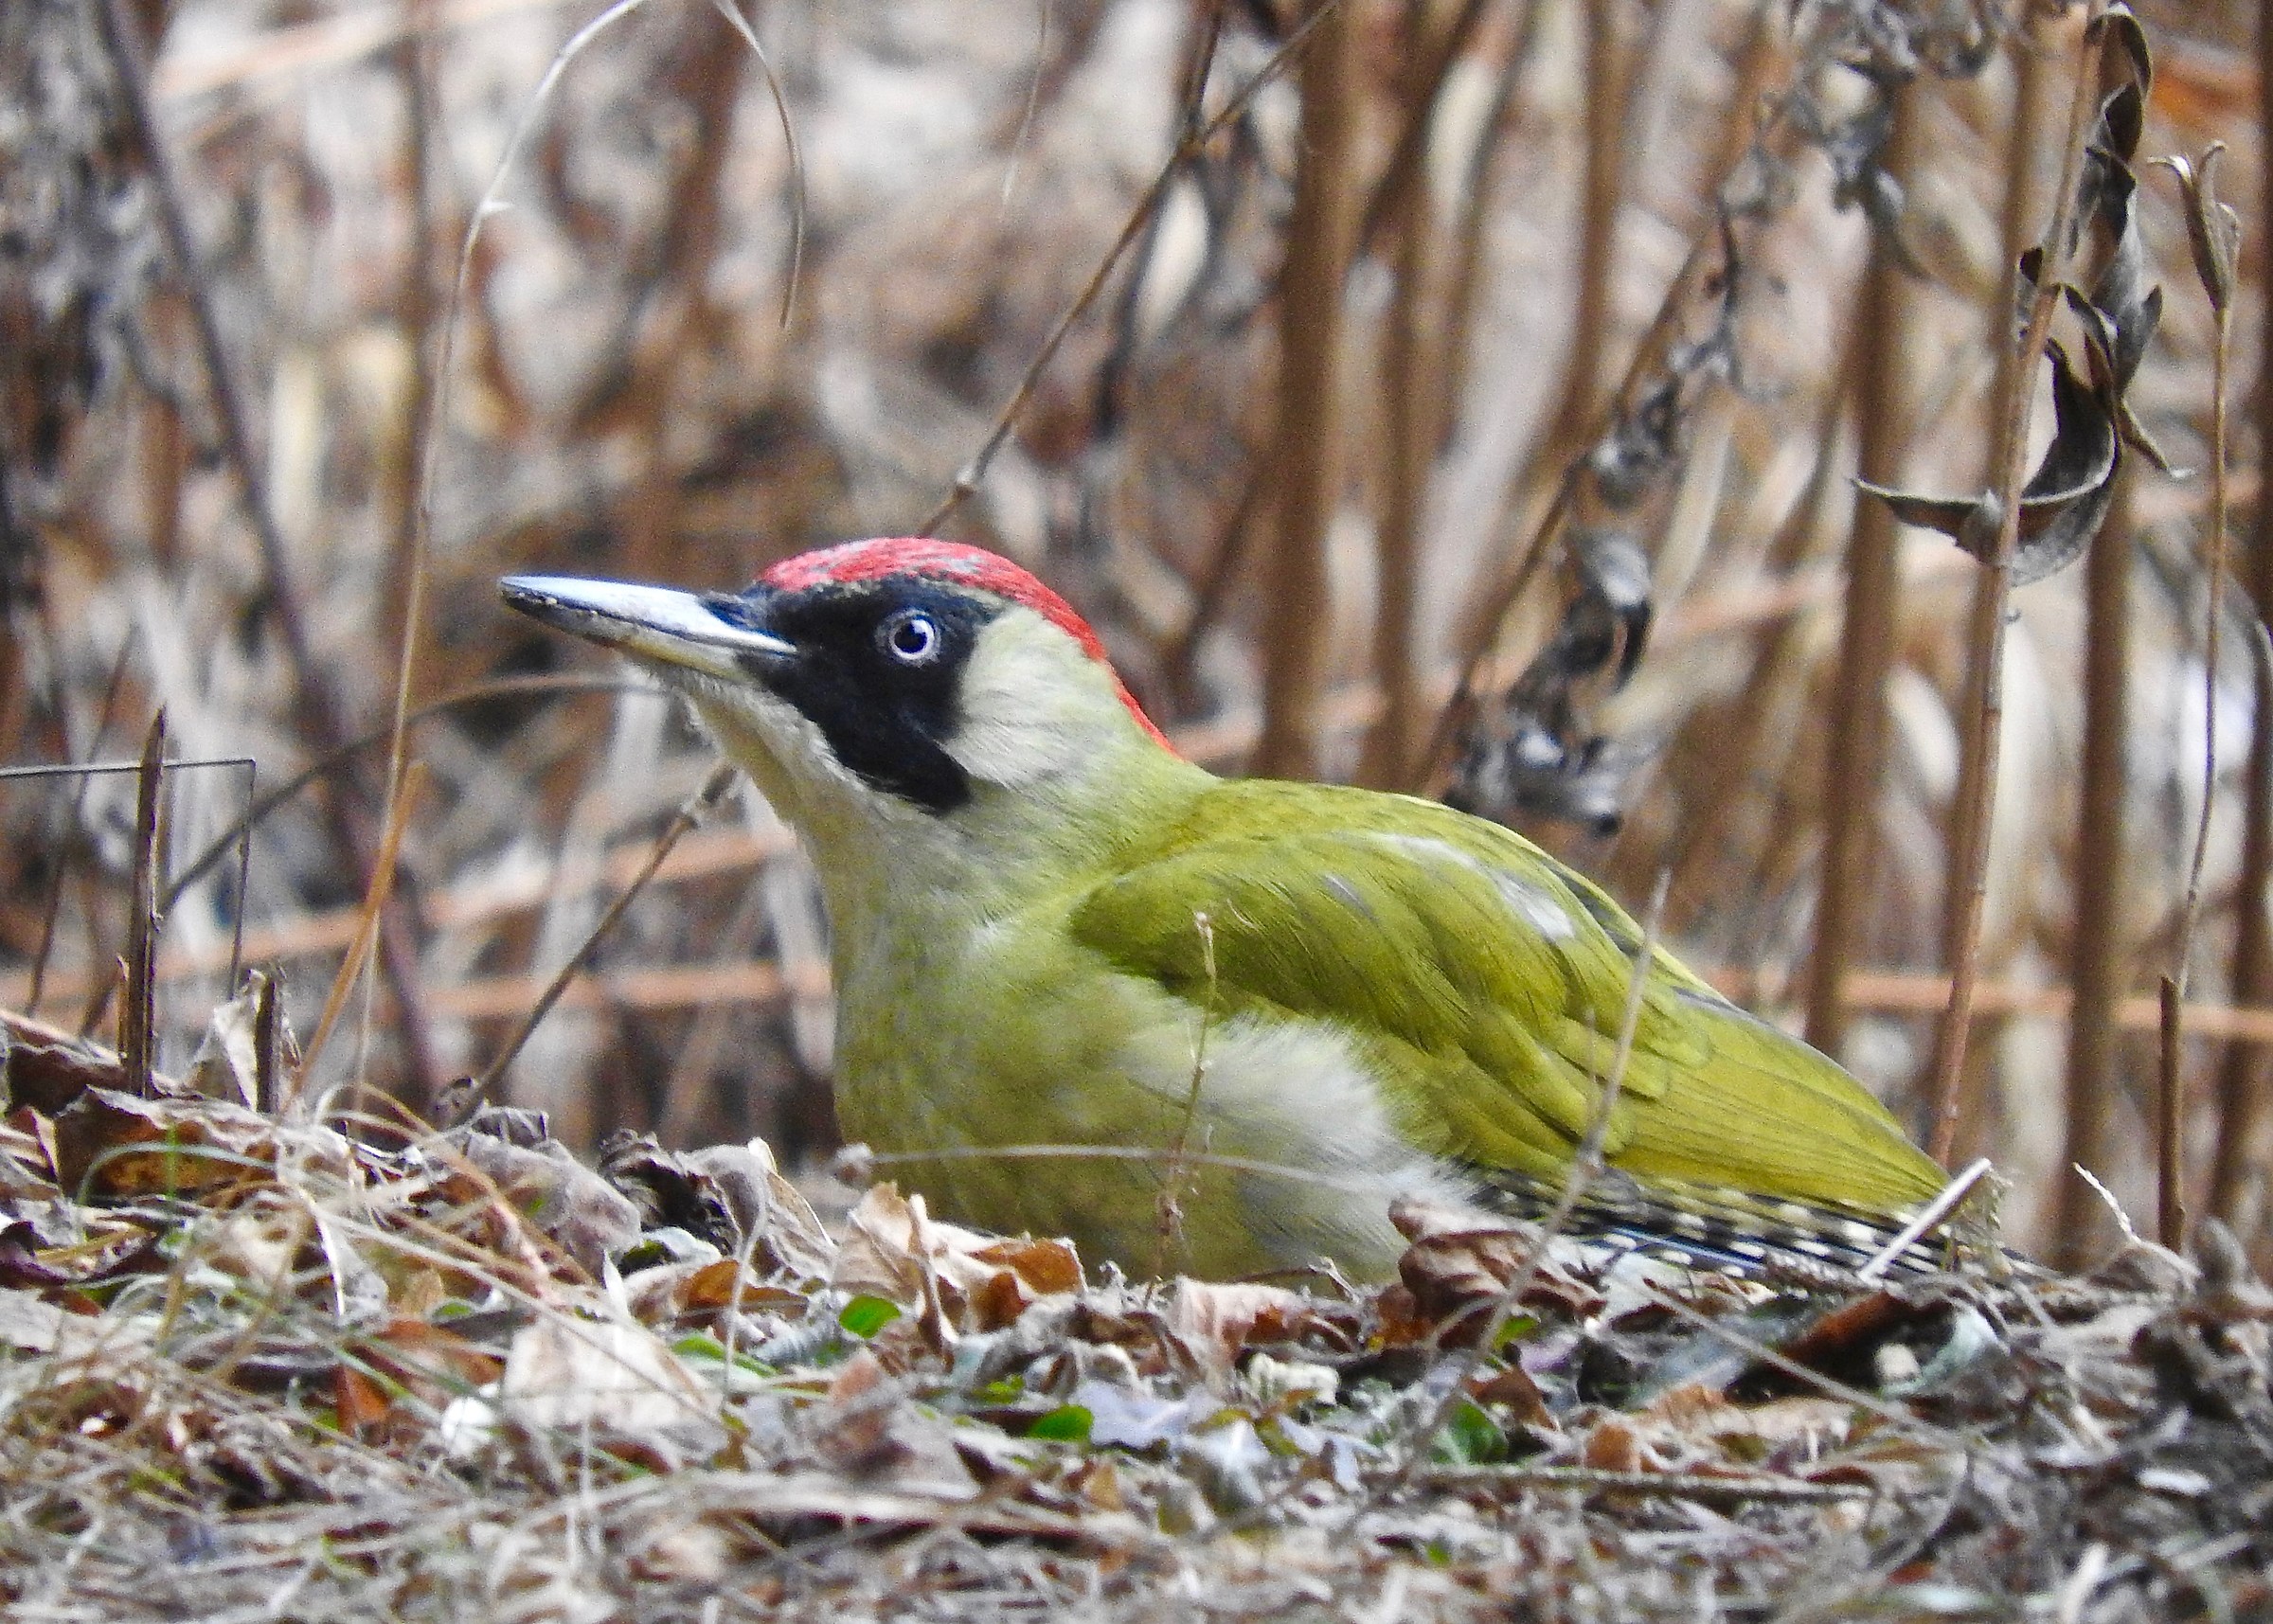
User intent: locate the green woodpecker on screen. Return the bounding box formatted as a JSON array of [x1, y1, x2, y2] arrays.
[[503, 539, 1949, 1279]]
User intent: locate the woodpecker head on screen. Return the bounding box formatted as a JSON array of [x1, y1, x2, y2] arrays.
[[501, 540, 1176, 841]]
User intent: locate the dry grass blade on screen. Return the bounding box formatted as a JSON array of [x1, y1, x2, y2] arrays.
[[915, 0, 1340, 538], [471, 759, 738, 1104], [296, 763, 424, 1088]]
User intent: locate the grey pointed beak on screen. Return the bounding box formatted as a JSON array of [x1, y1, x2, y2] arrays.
[[500, 575, 794, 679]]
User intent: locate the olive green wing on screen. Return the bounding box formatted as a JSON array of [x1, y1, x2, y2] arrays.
[[1066, 781, 1944, 1215]]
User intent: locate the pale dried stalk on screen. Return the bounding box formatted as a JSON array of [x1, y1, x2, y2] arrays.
[[2210, 9, 2273, 1230], [2157, 202, 2236, 1256], [1356, 7, 1447, 790], [2057, 468, 2134, 1267], [1253, 0, 1359, 780], [1805, 89, 1916, 1058]]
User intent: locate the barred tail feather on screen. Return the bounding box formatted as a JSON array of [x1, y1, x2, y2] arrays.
[[1485, 1167, 2016, 1283]]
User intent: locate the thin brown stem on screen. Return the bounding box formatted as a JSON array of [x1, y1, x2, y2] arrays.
[[1358, 5, 1445, 789], [1351, 0, 1495, 258], [1924, 14, 2103, 1164], [2158, 292, 2236, 1252], [1947, 37, 2052, 1170], [1548, 1, 1625, 447], [2158, 975, 2188, 1249], [253, 969, 284, 1118], [119, 710, 166, 1099], [2175, 288, 2237, 986]]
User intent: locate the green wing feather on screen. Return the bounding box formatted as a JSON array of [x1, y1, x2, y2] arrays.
[[1070, 780, 1945, 1217]]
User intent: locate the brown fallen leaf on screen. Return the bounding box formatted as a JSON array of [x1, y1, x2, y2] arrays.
[[51, 1086, 352, 1201], [832, 1184, 1083, 1336], [441, 1130, 642, 1277], [1580, 1414, 1649, 1473], [333, 1364, 392, 1436], [600, 1132, 834, 1280], [622, 1255, 811, 1332], [1389, 1198, 1602, 1338], [1165, 1279, 1329, 1378], [810, 1345, 979, 1492], [3, 1009, 187, 1115], [1470, 1363, 1553, 1430]]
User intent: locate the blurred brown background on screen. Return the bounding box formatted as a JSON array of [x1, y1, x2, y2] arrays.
[[1, 0, 2264, 1269]]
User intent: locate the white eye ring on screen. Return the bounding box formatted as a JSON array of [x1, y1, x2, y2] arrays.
[[881, 610, 941, 665]]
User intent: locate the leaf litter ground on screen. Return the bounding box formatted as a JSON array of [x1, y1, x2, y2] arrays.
[[1, 1005, 2268, 1622]]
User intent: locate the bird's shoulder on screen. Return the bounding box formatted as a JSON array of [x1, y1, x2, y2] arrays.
[[1066, 777, 1947, 1213], [1068, 776, 1666, 1045]]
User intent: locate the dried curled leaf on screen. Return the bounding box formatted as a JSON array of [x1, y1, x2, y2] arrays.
[[832, 1183, 1082, 1337], [1859, 332, 2118, 587], [1388, 1196, 1602, 1339], [52, 1086, 353, 1201], [600, 1131, 833, 1280], [3, 1010, 186, 1115], [2152, 144, 2242, 316], [1445, 529, 1651, 835], [441, 1126, 643, 1276], [1858, 5, 2159, 585]]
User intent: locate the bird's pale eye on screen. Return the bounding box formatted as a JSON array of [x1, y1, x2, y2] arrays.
[[880, 609, 941, 665]]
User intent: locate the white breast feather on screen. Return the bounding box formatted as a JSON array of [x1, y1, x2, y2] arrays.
[[1133, 1009, 1480, 1271]]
